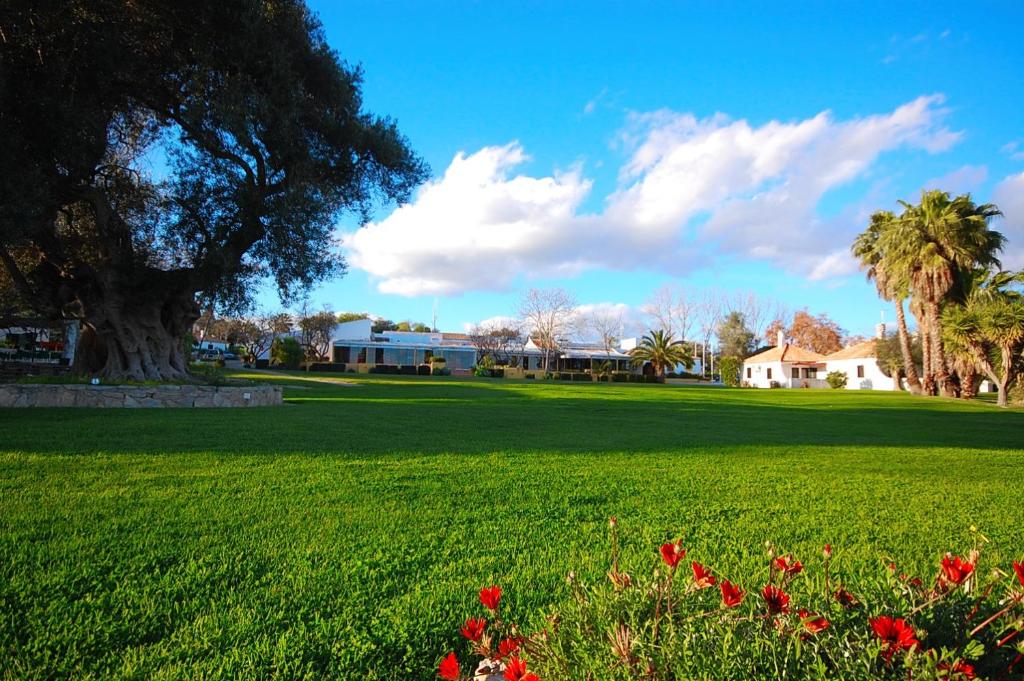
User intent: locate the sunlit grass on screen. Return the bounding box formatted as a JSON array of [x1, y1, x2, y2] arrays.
[[1, 374, 1022, 678]]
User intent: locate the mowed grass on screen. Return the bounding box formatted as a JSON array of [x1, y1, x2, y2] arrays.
[[1, 375, 1023, 679]]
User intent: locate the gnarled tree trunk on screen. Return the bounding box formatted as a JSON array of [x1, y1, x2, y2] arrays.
[[73, 281, 198, 382], [894, 300, 922, 395], [926, 301, 956, 397]]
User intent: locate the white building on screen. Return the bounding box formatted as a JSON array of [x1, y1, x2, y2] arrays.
[[742, 337, 827, 388], [822, 340, 896, 390], [743, 330, 899, 391]]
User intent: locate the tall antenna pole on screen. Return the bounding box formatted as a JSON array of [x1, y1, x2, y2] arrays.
[[432, 297, 438, 332]]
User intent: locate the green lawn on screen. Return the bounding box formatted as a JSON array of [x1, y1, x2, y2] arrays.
[[2, 375, 1023, 679]]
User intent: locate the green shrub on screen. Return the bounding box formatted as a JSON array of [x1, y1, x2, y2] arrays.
[[437, 523, 1022, 680], [270, 336, 303, 369], [431, 367, 450, 376], [827, 371, 849, 389], [719, 356, 742, 387]]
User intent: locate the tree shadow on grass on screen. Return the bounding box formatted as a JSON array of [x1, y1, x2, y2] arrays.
[[2, 378, 1022, 457]]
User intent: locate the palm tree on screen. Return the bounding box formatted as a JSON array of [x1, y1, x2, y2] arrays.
[[629, 329, 693, 379], [942, 270, 1024, 407], [882, 191, 1003, 396], [852, 210, 923, 395]]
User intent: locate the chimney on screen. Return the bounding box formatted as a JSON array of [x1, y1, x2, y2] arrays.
[[776, 329, 785, 347], [875, 323, 886, 340]]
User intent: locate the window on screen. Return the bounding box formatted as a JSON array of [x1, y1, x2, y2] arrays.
[[356, 347, 367, 363], [791, 367, 799, 379], [746, 367, 751, 379], [857, 365, 864, 378], [766, 368, 772, 379]]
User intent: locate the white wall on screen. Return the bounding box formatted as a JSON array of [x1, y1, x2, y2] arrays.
[[333, 319, 373, 341], [825, 357, 895, 390], [743, 360, 786, 388]]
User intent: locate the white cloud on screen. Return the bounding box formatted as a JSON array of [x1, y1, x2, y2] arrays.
[[992, 173, 1024, 269], [923, 164, 988, 194], [344, 95, 961, 296], [1000, 141, 1024, 161]]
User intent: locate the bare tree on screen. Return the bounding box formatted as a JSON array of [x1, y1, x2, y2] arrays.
[[587, 306, 624, 359], [469, 322, 524, 365], [694, 289, 724, 378], [296, 306, 336, 361], [517, 288, 578, 371], [642, 283, 694, 341]]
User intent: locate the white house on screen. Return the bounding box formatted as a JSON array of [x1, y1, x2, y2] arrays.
[[742, 334, 827, 388], [823, 340, 896, 390]]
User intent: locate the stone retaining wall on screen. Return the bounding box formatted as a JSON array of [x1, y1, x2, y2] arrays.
[[0, 384, 282, 408]]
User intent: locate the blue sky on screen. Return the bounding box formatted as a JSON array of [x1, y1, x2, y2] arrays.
[[280, 1, 1024, 340]]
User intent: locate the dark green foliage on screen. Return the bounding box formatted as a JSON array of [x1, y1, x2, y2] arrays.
[[717, 312, 757, 359], [0, 0, 426, 380], [719, 355, 742, 387], [269, 336, 303, 369]]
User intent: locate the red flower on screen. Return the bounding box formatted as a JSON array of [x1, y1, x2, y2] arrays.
[[870, 616, 919, 663], [937, 659, 977, 679], [761, 584, 790, 615], [479, 585, 502, 611], [940, 555, 975, 586], [720, 580, 745, 608], [823, 544, 832, 559], [797, 608, 830, 634], [691, 561, 717, 589], [460, 617, 486, 642], [497, 637, 522, 660], [1013, 560, 1024, 587], [504, 656, 539, 681], [774, 555, 803, 575], [660, 542, 685, 569], [438, 652, 460, 680], [833, 587, 858, 607]]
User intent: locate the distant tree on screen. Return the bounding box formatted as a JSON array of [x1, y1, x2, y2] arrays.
[[297, 310, 336, 360], [0, 0, 426, 380], [469, 323, 523, 365], [337, 312, 369, 324], [517, 288, 578, 370], [411, 322, 431, 333], [764, 318, 787, 346], [267, 313, 294, 335], [629, 330, 693, 379], [788, 310, 845, 354], [587, 307, 624, 359], [642, 284, 694, 341], [371, 319, 399, 333], [694, 290, 724, 377], [718, 356, 742, 387], [270, 336, 304, 369], [875, 333, 923, 390], [716, 312, 756, 359]]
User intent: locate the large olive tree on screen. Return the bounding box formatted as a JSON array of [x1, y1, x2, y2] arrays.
[[0, 0, 426, 380]]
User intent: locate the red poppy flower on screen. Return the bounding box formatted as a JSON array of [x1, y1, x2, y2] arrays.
[[937, 659, 977, 679], [761, 584, 790, 615], [823, 544, 832, 559], [940, 555, 975, 586], [660, 542, 685, 569], [691, 561, 717, 589], [504, 656, 539, 681], [479, 585, 502, 611], [833, 587, 858, 607], [1013, 560, 1024, 587], [438, 652, 460, 680], [497, 637, 522, 660], [870, 616, 919, 663], [720, 580, 744, 608], [774, 555, 803, 575], [460, 617, 486, 642], [797, 608, 830, 634]]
